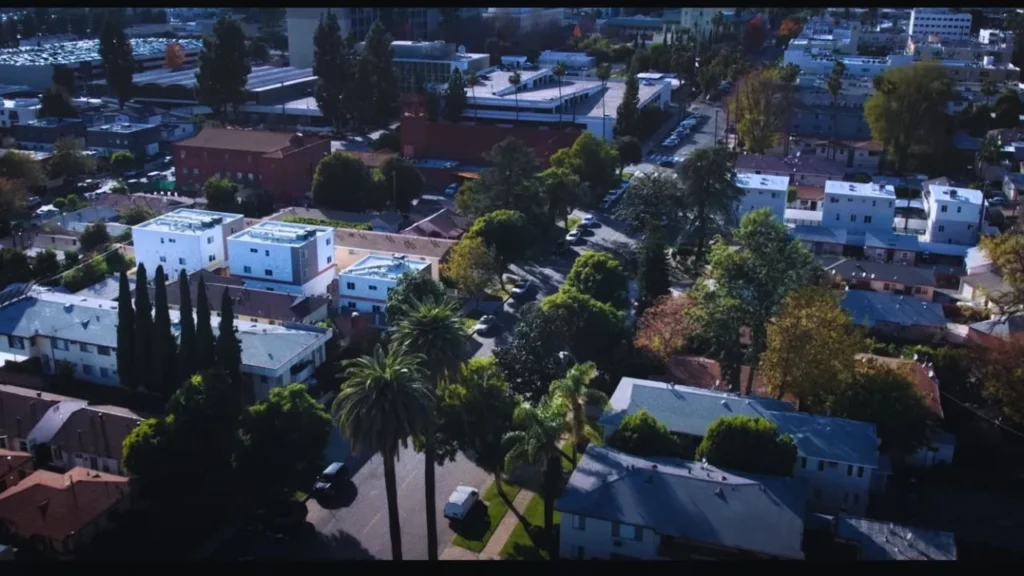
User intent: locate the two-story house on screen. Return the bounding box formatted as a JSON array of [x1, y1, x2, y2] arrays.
[[735, 173, 790, 222], [85, 123, 162, 160], [0, 385, 78, 454], [339, 255, 431, 325], [826, 259, 939, 301], [227, 220, 338, 298], [734, 153, 847, 187], [131, 208, 245, 280], [599, 378, 883, 516], [556, 445, 808, 560]]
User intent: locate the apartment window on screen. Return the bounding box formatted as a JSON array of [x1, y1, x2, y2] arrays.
[[967, 224, 973, 231], [54, 339, 69, 351], [159, 256, 167, 263], [265, 250, 270, 257], [372, 305, 382, 313], [835, 213, 840, 221], [938, 225, 945, 233], [325, 237, 332, 245], [80, 343, 90, 353], [612, 522, 641, 542], [830, 197, 839, 203], [940, 205, 948, 213], [956, 206, 962, 213], [871, 200, 876, 207], [850, 214, 857, 222], [771, 192, 777, 199], [100, 367, 110, 378], [347, 302, 357, 309], [17, 440, 28, 452], [207, 236, 214, 244], [818, 460, 825, 472], [327, 256, 332, 264], [169, 238, 176, 244], [250, 248, 258, 254], [208, 254, 215, 262], [178, 258, 186, 265], [572, 515, 586, 530], [864, 215, 873, 224], [889, 202, 893, 208], [161, 238, 165, 244], [369, 285, 378, 291], [82, 364, 94, 376], [264, 269, 273, 276], [7, 336, 25, 350], [857, 466, 864, 478], [97, 346, 111, 356], [800, 457, 807, 469], [346, 282, 355, 290], [883, 283, 891, 290], [243, 266, 252, 274], [847, 464, 854, 476]]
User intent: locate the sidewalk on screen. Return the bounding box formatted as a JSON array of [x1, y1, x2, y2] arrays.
[[478, 488, 535, 560]]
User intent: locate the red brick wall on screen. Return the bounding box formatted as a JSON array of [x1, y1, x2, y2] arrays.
[[266, 138, 331, 205]]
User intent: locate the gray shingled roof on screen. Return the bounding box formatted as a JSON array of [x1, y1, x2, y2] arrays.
[[826, 258, 938, 288], [556, 445, 807, 559], [600, 378, 880, 467], [835, 516, 957, 560], [841, 290, 947, 328]]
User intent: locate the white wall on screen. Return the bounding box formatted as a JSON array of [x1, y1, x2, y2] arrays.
[[822, 191, 896, 231], [51, 446, 124, 475], [737, 186, 788, 221], [229, 240, 297, 284], [909, 9, 972, 41], [0, 334, 120, 386], [243, 267, 337, 297], [559, 515, 660, 560], [924, 198, 983, 246], [245, 338, 329, 401], [339, 272, 397, 320], [132, 227, 219, 279], [795, 456, 872, 516]]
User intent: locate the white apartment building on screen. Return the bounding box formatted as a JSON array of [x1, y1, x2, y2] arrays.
[[783, 50, 915, 79], [132, 208, 245, 281], [0, 97, 40, 129], [227, 220, 337, 297], [735, 173, 790, 222], [908, 8, 972, 41], [922, 184, 985, 246], [484, 8, 565, 32], [339, 254, 430, 324], [680, 8, 719, 42], [822, 180, 897, 232]]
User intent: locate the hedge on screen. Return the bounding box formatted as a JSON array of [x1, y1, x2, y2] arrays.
[[281, 216, 373, 231]]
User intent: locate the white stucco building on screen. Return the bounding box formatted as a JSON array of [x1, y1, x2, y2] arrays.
[[735, 173, 790, 222], [227, 220, 337, 297], [680, 8, 720, 42], [782, 49, 914, 78], [0, 97, 40, 129], [131, 208, 245, 281], [908, 8, 972, 41], [921, 184, 984, 246], [339, 254, 430, 325], [822, 180, 897, 232]]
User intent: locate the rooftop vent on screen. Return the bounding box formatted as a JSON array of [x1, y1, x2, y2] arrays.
[[714, 487, 724, 496]]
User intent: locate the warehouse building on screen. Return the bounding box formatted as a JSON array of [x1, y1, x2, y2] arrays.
[[88, 65, 317, 107]]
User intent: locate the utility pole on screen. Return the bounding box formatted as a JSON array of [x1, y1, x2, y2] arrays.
[[714, 109, 719, 144]]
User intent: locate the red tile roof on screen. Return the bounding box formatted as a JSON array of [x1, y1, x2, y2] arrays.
[[666, 355, 793, 402], [0, 449, 33, 488], [0, 467, 130, 542], [177, 127, 323, 154], [856, 354, 944, 419]]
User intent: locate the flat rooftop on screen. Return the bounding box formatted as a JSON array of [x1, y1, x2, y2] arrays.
[[87, 123, 157, 134], [736, 173, 790, 191], [134, 208, 243, 235], [472, 69, 666, 118], [825, 180, 897, 199], [19, 117, 83, 128], [0, 38, 202, 66], [342, 254, 430, 281], [91, 65, 315, 92], [230, 220, 332, 246], [927, 184, 983, 205]]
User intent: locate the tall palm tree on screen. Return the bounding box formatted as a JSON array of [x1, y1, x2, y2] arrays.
[[503, 397, 569, 559], [548, 362, 608, 464], [980, 78, 998, 106], [676, 145, 744, 270], [392, 297, 465, 561], [826, 61, 846, 162], [552, 61, 567, 127], [596, 63, 612, 141], [509, 71, 522, 121], [331, 344, 434, 561], [467, 70, 478, 120]]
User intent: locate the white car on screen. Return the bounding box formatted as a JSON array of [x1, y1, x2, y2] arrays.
[[566, 229, 582, 244], [473, 315, 498, 335], [581, 215, 596, 228], [444, 183, 459, 196], [663, 139, 679, 147], [444, 486, 480, 521]]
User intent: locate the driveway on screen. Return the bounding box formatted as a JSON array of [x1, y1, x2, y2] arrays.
[[645, 101, 724, 167]]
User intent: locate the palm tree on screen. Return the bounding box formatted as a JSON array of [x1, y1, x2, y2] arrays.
[[596, 63, 612, 141], [467, 71, 478, 120], [552, 61, 567, 127], [676, 145, 744, 270], [548, 362, 608, 464], [331, 344, 434, 561], [509, 71, 522, 121], [981, 79, 999, 106], [503, 397, 569, 559], [976, 135, 1001, 195], [391, 297, 465, 561], [826, 61, 846, 162]]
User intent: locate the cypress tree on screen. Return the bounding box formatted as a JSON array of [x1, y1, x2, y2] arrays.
[[216, 289, 246, 405], [115, 269, 136, 389], [152, 266, 178, 397], [195, 274, 217, 370], [636, 225, 671, 314], [176, 269, 198, 380], [133, 263, 153, 391]]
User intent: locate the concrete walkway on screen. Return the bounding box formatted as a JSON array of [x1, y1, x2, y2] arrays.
[[478, 489, 535, 560]]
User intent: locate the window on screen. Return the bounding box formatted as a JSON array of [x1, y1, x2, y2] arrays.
[[857, 466, 864, 478], [940, 205, 948, 213], [771, 192, 777, 199], [346, 282, 356, 290], [207, 236, 214, 244], [369, 285, 378, 291], [82, 364, 94, 376], [872, 200, 876, 207], [243, 266, 252, 274], [372, 305, 382, 313], [0, 437, 6, 449], [178, 258, 186, 265], [847, 464, 853, 476], [250, 248, 258, 254], [326, 237, 332, 245], [208, 254, 215, 262], [265, 250, 270, 257], [938, 225, 945, 233], [159, 256, 167, 263], [850, 214, 857, 222], [54, 339, 69, 351], [160, 238, 165, 244], [864, 215, 873, 224], [100, 367, 110, 378], [572, 515, 586, 530], [80, 343, 90, 353], [818, 460, 825, 472], [17, 440, 28, 452], [883, 283, 891, 291], [264, 269, 273, 276], [168, 238, 176, 244], [801, 457, 807, 469], [347, 302, 357, 309], [7, 336, 25, 350], [830, 197, 838, 203], [327, 256, 332, 264], [612, 522, 641, 541]]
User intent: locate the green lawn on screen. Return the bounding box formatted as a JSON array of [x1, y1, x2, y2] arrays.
[[460, 317, 478, 334], [293, 490, 309, 503], [622, 171, 634, 181], [500, 493, 559, 560], [451, 481, 523, 553], [567, 216, 582, 231]]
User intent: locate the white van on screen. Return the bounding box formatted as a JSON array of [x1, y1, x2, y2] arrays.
[[443, 486, 479, 521]]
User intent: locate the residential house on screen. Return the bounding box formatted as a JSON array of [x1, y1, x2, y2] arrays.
[[227, 220, 338, 298], [131, 208, 245, 280], [664, 355, 774, 399], [921, 184, 984, 246], [39, 405, 144, 476], [966, 315, 1024, 348], [0, 467, 131, 559], [841, 290, 948, 342], [339, 255, 431, 325], [162, 270, 331, 326], [793, 138, 884, 174], [85, 123, 162, 160], [958, 248, 1009, 310], [0, 449, 33, 492], [556, 445, 807, 560], [734, 153, 847, 187], [0, 385, 78, 454], [599, 378, 883, 516], [1002, 173, 1024, 202], [826, 259, 939, 301], [270, 207, 404, 234], [400, 208, 469, 240], [334, 229, 455, 282], [735, 173, 789, 222]]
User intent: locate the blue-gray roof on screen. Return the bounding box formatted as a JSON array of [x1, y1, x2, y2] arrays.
[[122, 65, 314, 91], [790, 225, 849, 245], [555, 445, 807, 559], [864, 231, 920, 251], [841, 290, 947, 328], [969, 315, 1024, 339], [600, 378, 880, 467]]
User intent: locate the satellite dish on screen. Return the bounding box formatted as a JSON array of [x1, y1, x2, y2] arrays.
[[457, 44, 467, 54]]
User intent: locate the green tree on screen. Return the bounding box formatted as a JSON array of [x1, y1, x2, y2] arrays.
[[607, 409, 685, 459], [614, 171, 684, 234], [39, 85, 77, 119], [541, 288, 626, 373], [980, 78, 999, 106], [312, 10, 349, 131], [826, 61, 846, 160], [98, 20, 135, 108], [441, 236, 498, 300], [444, 68, 467, 123], [312, 152, 376, 211], [392, 297, 465, 560], [465, 209, 530, 288], [361, 20, 400, 127], [195, 274, 217, 371], [236, 383, 332, 502], [494, 303, 572, 403], [614, 70, 640, 139], [31, 250, 60, 280], [552, 61, 567, 126], [79, 222, 111, 252], [993, 90, 1022, 129], [115, 269, 136, 390], [385, 273, 447, 327], [216, 289, 246, 405], [676, 145, 743, 269], [331, 344, 434, 561], [696, 415, 798, 477], [827, 359, 935, 459], [0, 150, 44, 188], [151, 266, 179, 397], [176, 269, 198, 380], [596, 63, 612, 140], [563, 251, 629, 310], [0, 248, 31, 288], [635, 226, 670, 312], [133, 263, 153, 392], [119, 205, 157, 225], [778, 62, 800, 83], [376, 156, 425, 213], [865, 62, 952, 174], [540, 167, 581, 230], [109, 151, 134, 177], [549, 362, 608, 462], [549, 132, 619, 205], [732, 68, 791, 153], [615, 136, 642, 177], [203, 176, 239, 212], [196, 17, 253, 120], [978, 232, 1024, 315], [458, 138, 546, 226], [48, 137, 95, 182]]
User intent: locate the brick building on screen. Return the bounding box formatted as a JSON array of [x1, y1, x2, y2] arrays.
[[173, 128, 331, 205]]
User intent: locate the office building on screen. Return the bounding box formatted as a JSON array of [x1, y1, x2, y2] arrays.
[[85, 123, 162, 159], [908, 8, 972, 41]]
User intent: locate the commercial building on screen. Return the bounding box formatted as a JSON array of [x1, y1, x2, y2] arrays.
[[11, 118, 86, 152], [354, 40, 489, 94], [0, 38, 202, 90], [908, 8, 972, 41], [286, 8, 444, 69], [906, 31, 1015, 65], [174, 128, 330, 205], [85, 123, 162, 159], [90, 66, 318, 108], [822, 180, 897, 232], [227, 220, 338, 298], [537, 50, 596, 75], [131, 208, 245, 280], [339, 254, 430, 324], [783, 50, 915, 79], [921, 184, 984, 245], [735, 173, 790, 222], [0, 97, 39, 129]]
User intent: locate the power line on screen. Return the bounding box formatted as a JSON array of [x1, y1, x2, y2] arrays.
[[939, 389, 1024, 441]]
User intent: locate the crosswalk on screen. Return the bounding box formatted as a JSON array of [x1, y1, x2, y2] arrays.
[[646, 153, 687, 164]]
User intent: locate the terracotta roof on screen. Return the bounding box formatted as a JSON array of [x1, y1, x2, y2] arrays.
[[794, 185, 825, 202], [0, 467, 130, 542], [176, 127, 323, 154], [856, 354, 943, 419], [335, 228, 457, 260], [401, 208, 470, 240], [95, 194, 189, 215], [344, 150, 397, 168], [0, 449, 33, 487], [0, 385, 76, 441], [47, 406, 145, 463], [666, 355, 793, 402], [160, 270, 330, 323]]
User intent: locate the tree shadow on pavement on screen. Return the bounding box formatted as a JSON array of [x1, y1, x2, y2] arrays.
[[449, 501, 491, 541], [313, 481, 358, 510], [302, 530, 376, 560]]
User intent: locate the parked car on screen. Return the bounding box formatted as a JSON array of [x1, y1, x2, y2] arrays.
[[473, 315, 498, 335], [444, 486, 480, 521], [25, 196, 41, 209], [313, 462, 350, 496], [581, 214, 596, 228], [566, 229, 582, 244], [511, 280, 534, 298], [659, 160, 676, 168], [663, 138, 679, 147], [444, 183, 459, 196], [988, 197, 1009, 207]]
